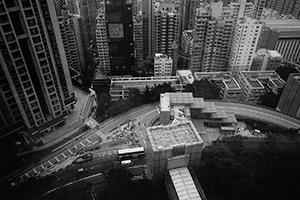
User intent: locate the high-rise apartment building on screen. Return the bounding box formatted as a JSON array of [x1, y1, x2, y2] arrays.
[[154, 53, 173, 76], [265, 0, 300, 20], [0, 0, 75, 138], [257, 19, 300, 63], [180, 0, 201, 32], [181, 30, 193, 56], [58, 7, 82, 73], [71, 14, 86, 70], [95, 1, 110, 75], [66, 0, 80, 15], [251, 49, 282, 71], [142, 0, 153, 59], [277, 73, 300, 119], [106, 0, 135, 76], [230, 17, 262, 75], [251, 0, 266, 20], [191, 1, 235, 72], [132, 0, 143, 74], [153, 3, 180, 60], [229, 0, 253, 21]]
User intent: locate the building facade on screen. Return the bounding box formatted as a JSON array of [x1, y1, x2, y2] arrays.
[[191, 1, 235, 72], [251, 0, 266, 20], [153, 2, 179, 60], [95, 2, 110, 75], [277, 73, 300, 119], [237, 71, 285, 103], [154, 53, 173, 77], [265, 0, 300, 19], [230, 17, 262, 75], [142, 0, 153, 59], [133, 15, 144, 73], [250, 49, 282, 71], [0, 0, 75, 139], [109, 76, 183, 101], [105, 0, 135, 76], [257, 19, 300, 63]]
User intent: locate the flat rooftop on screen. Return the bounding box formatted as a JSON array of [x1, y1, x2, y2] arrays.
[[223, 79, 241, 90], [161, 93, 171, 112], [147, 121, 203, 151], [247, 78, 264, 89], [168, 167, 202, 200], [261, 19, 300, 35], [168, 92, 194, 105], [195, 72, 232, 81]]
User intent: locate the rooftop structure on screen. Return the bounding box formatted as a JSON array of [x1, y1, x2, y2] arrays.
[[166, 167, 202, 200], [147, 121, 202, 151], [238, 71, 285, 103], [146, 120, 204, 180], [159, 93, 238, 125], [176, 70, 195, 85], [110, 76, 182, 101], [195, 72, 241, 101]]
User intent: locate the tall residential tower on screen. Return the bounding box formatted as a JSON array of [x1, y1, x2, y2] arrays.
[[0, 0, 75, 139]]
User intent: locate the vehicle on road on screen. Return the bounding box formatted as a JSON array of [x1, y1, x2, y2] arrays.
[[77, 168, 88, 173], [121, 160, 133, 167], [117, 147, 145, 161], [74, 152, 93, 164]]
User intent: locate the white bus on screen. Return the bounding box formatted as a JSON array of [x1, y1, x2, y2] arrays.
[[117, 147, 145, 161]]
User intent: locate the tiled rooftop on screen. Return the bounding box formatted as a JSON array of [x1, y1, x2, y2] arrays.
[[147, 121, 203, 151], [169, 167, 202, 200], [169, 93, 194, 105]]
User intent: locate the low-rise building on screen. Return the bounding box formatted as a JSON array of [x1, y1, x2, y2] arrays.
[[160, 93, 238, 126], [176, 70, 195, 85], [110, 76, 182, 101], [194, 72, 242, 101], [251, 49, 282, 71], [146, 120, 204, 180], [237, 71, 285, 103], [154, 53, 173, 76]]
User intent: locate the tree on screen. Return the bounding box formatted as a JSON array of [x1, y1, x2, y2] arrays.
[[259, 91, 280, 109], [127, 88, 145, 107], [185, 79, 221, 99], [105, 99, 131, 118], [276, 65, 298, 81], [95, 92, 111, 120]]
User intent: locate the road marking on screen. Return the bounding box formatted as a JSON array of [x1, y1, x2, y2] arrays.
[[80, 142, 85, 146], [68, 149, 73, 154], [62, 153, 66, 158]]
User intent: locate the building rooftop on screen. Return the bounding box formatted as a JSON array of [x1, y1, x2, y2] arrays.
[[194, 72, 232, 81], [177, 70, 195, 84], [169, 92, 194, 105], [147, 121, 203, 151], [223, 79, 241, 90], [291, 73, 300, 82], [161, 93, 171, 112], [168, 167, 202, 200], [246, 78, 264, 89], [111, 76, 179, 83], [261, 19, 300, 35], [268, 50, 282, 58]]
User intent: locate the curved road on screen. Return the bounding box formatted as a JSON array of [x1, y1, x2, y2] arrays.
[[19, 101, 300, 181]]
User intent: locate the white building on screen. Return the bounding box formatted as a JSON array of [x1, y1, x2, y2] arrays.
[[229, 0, 253, 21], [230, 17, 262, 75], [251, 49, 282, 71], [154, 53, 173, 76], [95, 2, 110, 75]]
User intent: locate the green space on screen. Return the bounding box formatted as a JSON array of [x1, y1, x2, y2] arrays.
[[199, 130, 300, 200]]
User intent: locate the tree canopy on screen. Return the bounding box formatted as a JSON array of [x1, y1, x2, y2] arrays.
[[185, 79, 221, 99], [276, 65, 298, 81], [259, 91, 280, 109]]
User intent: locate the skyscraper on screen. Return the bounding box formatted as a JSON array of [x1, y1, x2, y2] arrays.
[[190, 1, 235, 72], [95, 1, 110, 75], [0, 0, 75, 139], [106, 0, 135, 76], [153, 2, 180, 59], [251, 0, 266, 20], [230, 17, 262, 75], [142, 0, 153, 59]]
